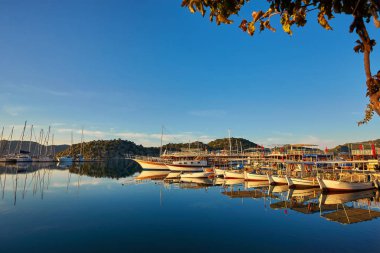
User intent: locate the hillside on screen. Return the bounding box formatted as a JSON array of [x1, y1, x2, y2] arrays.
[[56, 139, 159, 159], [208, 138, 259, 151], [332, 139, 380, 153], [0, 140, 68, 156]]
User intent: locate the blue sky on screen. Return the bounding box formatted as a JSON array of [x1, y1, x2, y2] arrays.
[[0, 0, 379, 148]]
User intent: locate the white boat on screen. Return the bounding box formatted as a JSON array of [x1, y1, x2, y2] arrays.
[[317, 177, 376, 192], [267, 174, 287, 185], [180, 171, 212, 179], [133, 159, 169, 171], [34, 156, 55, 162], [135, 170, 170, 180], [166, 160, 207, 172], [286, 176, 319, 188], [14, 154, 32, 163], [57, 156, 73, 163], [214, 168, 226, 177], [244, 171, 268, 181], [224, 170, 244, 179]]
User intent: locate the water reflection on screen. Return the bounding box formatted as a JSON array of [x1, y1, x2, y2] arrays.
[[0, 160, 141, 206], [1, 162, 380, 227], [136, 170, 380, 226]]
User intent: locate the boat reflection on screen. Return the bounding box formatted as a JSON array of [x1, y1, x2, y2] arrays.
[[319, 190, 380, 224]]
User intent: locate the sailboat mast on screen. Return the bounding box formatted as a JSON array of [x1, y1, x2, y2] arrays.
[[19, 121, 27, 154], [0, 127, 4, 155], [44, 126, 51, 156], [228, 129, 232, 156], [8, 126, 14, 155], [81, 128, 84, 154], [159, 126, 163, 157], [28, 125, 34, 153], [51, 134, 55, 157]]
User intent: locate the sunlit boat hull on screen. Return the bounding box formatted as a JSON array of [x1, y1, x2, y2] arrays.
[[286, 176, 319, 188], [166, 164, 204, 172], [317, 178, 376, 192], [268, 175, 287, 185], [244, 171, 268, 181], [180, 172, 212, 178], [133, 159, 169, 171], [224, 170, 244, 179], [214, 168, 226, 177]]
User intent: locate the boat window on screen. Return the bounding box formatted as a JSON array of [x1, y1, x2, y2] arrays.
[[184, 162, 187, 164]]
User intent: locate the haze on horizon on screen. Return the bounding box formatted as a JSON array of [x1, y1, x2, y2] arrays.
[[0, 1, 379, 148]]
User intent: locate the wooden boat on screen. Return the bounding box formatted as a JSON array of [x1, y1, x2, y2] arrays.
[[267, 174, 287, 185], [244, 171, 268, 181], [317, 177, 376, 192], [214, 168, 226, 177], [286, 176, 318, 188], [166, 160, 208, 172], [133, 159, 169, 171], [180, 171, 213, 179], [224, 170, 244, 179]]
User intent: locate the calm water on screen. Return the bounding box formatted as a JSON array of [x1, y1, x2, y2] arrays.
[[1, 160, 380, 253]]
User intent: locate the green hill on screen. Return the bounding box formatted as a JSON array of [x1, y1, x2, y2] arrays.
[[56, 139, 159, 159]]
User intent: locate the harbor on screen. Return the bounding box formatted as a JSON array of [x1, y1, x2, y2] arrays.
[[0, 161, 380, 253]]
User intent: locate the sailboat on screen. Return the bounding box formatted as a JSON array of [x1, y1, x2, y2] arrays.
[[57, 131, 73, 163]]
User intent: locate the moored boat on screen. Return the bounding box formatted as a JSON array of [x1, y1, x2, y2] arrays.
[[286, 176, 319, 188], [166, 159, 209, 172], [244, 171, 268, 181], [317, 177, 376, 192], [268, 174, 287, 185], [180, 171, 213, 179], [133, 159, 169, 171], [57, 156, 73, 163], [224, 170, 244, 179]]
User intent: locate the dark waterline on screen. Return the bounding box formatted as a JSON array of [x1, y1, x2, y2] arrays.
[[0, 161, 379, 253]]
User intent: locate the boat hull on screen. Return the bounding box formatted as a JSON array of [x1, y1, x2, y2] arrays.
[[317, 178, 375, 192], [214, 168, 226, 177], [180, 172, 212, 179], [286, 176, 319, 188], [268, 175, 287, 185], [224, 170, 244, 179], [166, 164, 204, 172], [244, 171, 268, 181], [134, 159, 169, 171]]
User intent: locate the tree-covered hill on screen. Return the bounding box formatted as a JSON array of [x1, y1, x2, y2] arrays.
[[56, 139, 159, 159], [208, 138, 259, 151]]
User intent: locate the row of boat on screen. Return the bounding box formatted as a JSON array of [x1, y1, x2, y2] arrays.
[[133, 157, 380, 193]]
